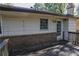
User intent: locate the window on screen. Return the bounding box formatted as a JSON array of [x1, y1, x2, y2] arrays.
[[57, 21, 61, 36], [40, 18, 48, 30]]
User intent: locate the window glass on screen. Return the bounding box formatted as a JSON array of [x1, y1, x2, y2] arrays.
[[40, 19, 48, 30], [57, 21, 61, 35]]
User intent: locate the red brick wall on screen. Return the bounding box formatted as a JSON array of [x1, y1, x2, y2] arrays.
[[1, 32, 57, 55]]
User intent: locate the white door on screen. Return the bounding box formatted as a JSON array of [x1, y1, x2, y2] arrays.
[[57, 21, 63, 40]]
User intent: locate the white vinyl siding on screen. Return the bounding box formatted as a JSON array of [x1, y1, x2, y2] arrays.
[[2, 16, 57, 36], [68, 19, 76, 32], [2, 18, 23, 35]]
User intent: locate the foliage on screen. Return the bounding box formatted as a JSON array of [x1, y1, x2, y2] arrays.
[[33, 3, 46, 11], [33, 3, 67, 14]]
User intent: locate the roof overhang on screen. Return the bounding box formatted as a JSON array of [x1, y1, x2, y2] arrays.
[[0, 5, 79, 19]]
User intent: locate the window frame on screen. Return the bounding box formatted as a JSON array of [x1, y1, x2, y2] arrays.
[[40, 18, 48, 30]]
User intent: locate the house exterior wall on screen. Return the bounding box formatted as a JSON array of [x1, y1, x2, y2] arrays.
[[2, 16, 57, 36], [75, 20, 79, 45], [1, 15, 58, 55], [68, 19, 76, 43], [2, 32, 57, 55], [76, 19, 79, 31], [63, 20, 68, 40], [68, 19, 76, 32], [63, 18, 76, 41]]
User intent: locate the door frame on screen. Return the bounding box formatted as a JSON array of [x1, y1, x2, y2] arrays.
[[57, 20, 63, 40]]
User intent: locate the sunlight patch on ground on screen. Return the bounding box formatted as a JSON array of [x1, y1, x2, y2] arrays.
[[26, 42, 79, 56]]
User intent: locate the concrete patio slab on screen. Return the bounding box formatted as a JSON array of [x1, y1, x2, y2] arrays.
[[26, 42, 79, 56]]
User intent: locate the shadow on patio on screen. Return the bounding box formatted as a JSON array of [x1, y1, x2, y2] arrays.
[[25, 41, 79, 56]]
